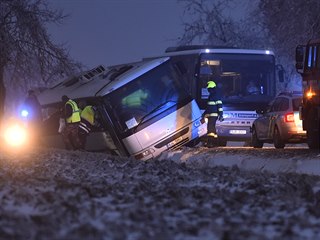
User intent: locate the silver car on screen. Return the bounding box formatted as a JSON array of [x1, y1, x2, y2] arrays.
[[251, 92, 306, 148]]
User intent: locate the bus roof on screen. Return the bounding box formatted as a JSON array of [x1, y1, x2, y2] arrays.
[[37, 57, 169, 106], [162, 45, 274, 57]]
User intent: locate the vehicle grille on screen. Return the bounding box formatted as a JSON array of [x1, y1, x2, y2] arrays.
[[167, 138, 189, 151], [154, 127, 189, 148]]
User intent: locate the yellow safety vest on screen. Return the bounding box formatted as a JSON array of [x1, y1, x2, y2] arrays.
[[121, 89, 148, 107], [81, 106, 95, 125], [66, 100, 81, 123]]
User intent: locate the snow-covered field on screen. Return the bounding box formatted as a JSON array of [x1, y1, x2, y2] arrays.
[[0, 146, 320, 239]]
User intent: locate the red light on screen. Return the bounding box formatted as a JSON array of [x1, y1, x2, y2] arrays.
[[285, 112, 294, 122]]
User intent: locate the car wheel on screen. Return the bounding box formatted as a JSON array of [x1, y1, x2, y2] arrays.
[[273, 126, 285, 149], [306, 110, 319, 149], [252, 126, 263, 148]]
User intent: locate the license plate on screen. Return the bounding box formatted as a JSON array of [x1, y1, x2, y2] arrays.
[[229, 130, 247, 135], [167, 136, 183, 147]]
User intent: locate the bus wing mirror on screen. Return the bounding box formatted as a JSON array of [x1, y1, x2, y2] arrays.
[[295, 45, 305, 71], [278, 69, 284, 83], [256, 109, 264, 115], [276, 64, 285, 83]]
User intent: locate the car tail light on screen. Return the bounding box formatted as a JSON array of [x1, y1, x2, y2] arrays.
[[285, 112, 294, 122]]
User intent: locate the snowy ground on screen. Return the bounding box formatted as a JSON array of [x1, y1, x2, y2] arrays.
[[0, 146, 320, 240]]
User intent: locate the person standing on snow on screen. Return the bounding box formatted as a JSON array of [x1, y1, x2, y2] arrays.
[[78, 100, 99, 150], [203, 81, 223, 147], [22, 90, 43, 143], [60, 95, 81, 150]]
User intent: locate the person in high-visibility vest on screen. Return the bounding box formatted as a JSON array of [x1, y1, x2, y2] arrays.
[[121, 89, 149, 108], [203, 81, 223, 147], [78, 100, 99, 150], [60, 95, 81, 150]]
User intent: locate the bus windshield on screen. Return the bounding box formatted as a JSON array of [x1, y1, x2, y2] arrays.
[[199, 53, 276, 105], [103, 60, 190, 134]]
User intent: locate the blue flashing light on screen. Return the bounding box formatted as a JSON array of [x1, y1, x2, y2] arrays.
[[21, 109, 29, 118]]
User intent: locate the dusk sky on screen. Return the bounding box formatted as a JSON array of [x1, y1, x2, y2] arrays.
[[48, 0, 186, 69]]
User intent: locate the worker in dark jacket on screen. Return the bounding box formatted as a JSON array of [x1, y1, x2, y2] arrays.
[[60, 95, 81, 150], [22, 90, 43, 143], [203, 81, 223, 147]]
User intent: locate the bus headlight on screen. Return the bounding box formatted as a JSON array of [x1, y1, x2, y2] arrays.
[[4, 123, 27, 147], [134, 149, 154, 160]]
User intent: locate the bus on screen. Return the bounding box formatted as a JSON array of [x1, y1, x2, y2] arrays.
[[148, 46, 282, 145], [37, 57, 207, 160]]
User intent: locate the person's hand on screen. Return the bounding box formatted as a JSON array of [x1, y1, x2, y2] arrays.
[[218, 115, 224, 122]]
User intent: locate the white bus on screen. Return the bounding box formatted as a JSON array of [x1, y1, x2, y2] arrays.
[[148, 46, 283, 146], [38, 57, 207, 160]]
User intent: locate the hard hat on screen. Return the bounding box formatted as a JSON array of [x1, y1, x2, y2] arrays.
[[207, 81, 216, 89]]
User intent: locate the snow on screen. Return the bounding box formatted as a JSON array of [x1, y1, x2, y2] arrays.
[[0, 145, 320, 239]]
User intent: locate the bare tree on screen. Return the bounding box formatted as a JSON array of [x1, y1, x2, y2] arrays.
[[177, 0, 269, 48], [255, 0, 320, 78], [0, 0, 81, 125]]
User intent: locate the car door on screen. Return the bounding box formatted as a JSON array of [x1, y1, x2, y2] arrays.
[[256, 100, 276, 139], [267, 97, 287, 139]]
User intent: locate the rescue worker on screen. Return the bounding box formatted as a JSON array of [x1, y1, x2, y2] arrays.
[[203, 81, 223, 147], [78, 100, 97, 150], [60, 95, 81, 150], [121, 88, 149, 108], [22, 90, 43, 143]]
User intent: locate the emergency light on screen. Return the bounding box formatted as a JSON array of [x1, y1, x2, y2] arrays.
[[21, 109, 29, 118], [4, 123, 27, 147]]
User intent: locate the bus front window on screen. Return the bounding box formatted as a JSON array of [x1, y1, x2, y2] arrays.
[[103, 61, 190, 134], [199, 53, 276, 104]]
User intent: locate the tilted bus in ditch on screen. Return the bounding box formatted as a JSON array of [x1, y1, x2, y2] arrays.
[[37, 57, 207, 160], [147, 46, 284, 146]]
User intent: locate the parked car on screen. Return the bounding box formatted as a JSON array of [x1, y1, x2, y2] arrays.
[[251, 92, 306, 148]]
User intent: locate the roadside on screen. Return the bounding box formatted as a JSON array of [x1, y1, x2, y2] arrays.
[[160, 145, 320, 177], [0, 147, 319, 239]]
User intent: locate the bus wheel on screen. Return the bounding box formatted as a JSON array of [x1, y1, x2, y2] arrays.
[[307, 112, 319, 149], [218, 138, 227, 147], [252, 126, 263, 148], [273, 126, 285, 149], [185, 138, 201, 147]]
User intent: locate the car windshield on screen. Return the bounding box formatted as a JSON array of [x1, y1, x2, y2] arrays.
[[103, 60, 189, 133]]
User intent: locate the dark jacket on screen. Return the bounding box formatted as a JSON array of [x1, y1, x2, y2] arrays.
[[204, 87, 223, 117]]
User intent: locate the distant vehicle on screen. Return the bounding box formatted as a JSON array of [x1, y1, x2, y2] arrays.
[[251, 92, 306, 148], [296, 39, 320, 149], [37, 58, 207, 160], [147, 45, 284, 146]]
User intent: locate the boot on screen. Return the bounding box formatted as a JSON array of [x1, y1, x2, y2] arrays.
[[206, 137, 217, 148]]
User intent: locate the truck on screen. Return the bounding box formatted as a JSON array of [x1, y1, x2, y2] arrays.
[[296, 39, 320, 149]]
